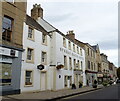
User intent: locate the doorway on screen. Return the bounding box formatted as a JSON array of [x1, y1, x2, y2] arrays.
[[40, 72, 47, 91]]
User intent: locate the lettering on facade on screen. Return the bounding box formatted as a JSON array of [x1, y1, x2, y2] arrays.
[[0, 56, 12, 63], [60, 48, 84, 60]]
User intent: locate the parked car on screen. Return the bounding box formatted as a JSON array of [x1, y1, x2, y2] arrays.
[[116, 79, 120, 83]]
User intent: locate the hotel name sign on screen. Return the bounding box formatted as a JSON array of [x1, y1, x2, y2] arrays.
[[60, 47, 84, 60]]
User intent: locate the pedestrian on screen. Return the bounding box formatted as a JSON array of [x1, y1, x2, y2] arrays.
[[94, 80, 97, 84]]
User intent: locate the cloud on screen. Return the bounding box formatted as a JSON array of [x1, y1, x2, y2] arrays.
[[99, 40, 118, 50], [27, 1, 118, 66], [101, 49, 118, 67], [46, 13, 74, 23]]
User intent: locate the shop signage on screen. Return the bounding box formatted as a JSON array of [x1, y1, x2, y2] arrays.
[[0, 47, 18, 57], [60, 48, 84, 60], [0, 56, 12, 63], [97, 74, 103, 77]]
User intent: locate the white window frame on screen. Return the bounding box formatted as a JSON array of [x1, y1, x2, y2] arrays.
[[26, 48, 34, 63], [68, 41, 71, 50], [25, 70, 33, 86], [28, 27, 34, 40], [42, 33, 47, 45], [63, 37, 66, 47], [64, 55, 67, 70], [41, 51, 47, 64]]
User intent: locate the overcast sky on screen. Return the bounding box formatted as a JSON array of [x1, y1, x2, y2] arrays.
[[27, 0, 118, 67]]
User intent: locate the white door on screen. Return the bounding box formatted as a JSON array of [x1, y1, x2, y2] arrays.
[[41, 73, 46, 91]]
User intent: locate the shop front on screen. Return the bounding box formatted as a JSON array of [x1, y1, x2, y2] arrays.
[[85, 70, 98, 86], [0, 47, 22, 95]]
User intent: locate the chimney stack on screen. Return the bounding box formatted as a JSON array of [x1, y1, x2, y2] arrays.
[[31, 4, 43, 20], [66, 30, 75, 40]]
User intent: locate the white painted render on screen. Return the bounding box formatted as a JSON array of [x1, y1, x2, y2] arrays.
[[50, 31, 86, 90], [21, 23, 52, 92], [21, 17, 86, 92]]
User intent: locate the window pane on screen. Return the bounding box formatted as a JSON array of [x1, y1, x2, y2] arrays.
[[2, 16, 13, 41], [28, 27, 33, 39], [2, 17, 12, 30], [25, 71, 32, 85]]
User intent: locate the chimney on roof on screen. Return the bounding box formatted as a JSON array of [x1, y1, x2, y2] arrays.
[[31, 4, 43, 20], [66, 30, 75, 40]]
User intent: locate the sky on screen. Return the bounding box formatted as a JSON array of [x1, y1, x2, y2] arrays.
[[27, 0, 118, 67]]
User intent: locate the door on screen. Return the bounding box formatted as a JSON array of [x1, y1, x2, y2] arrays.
[[40, 72, 47, 91]]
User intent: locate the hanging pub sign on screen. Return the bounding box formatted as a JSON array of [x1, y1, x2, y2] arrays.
[[37, 64, 44, 70]]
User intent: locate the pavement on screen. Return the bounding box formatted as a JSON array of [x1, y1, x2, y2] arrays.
[[1, 85, 104, 100]]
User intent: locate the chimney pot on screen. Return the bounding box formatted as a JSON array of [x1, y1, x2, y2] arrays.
[[31, 4, 43, 20], [66, 30, 75, 40]]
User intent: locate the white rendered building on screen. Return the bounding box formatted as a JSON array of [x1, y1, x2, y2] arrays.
[[20, 4, 86, 92]]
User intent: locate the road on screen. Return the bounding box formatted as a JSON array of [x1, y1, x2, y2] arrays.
[[63, 84, 120, 100]]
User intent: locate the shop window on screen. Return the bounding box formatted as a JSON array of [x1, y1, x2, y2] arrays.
[[0, 63, 12, 86]]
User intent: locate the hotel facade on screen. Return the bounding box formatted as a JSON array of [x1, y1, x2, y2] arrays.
[[20, 4, 86, 92]]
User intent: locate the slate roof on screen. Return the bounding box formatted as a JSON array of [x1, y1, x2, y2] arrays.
[[37, 18, 56, 33], [25, 15, 48, 34]]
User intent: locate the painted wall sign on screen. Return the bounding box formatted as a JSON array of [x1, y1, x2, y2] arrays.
[[60, 47, 84, 60], [0, 56, 12, 63]]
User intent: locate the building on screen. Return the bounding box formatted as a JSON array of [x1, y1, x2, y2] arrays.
[[100, 53, 109, 82], [84, 44, 98, 86], [20, 4, 86, 92], [92, 45, 102, 84], [108, 62, 117, 81], [0, 1, 26, 95], [74, 40, 99, 86]]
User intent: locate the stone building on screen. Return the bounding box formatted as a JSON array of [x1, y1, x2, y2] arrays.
[[0, 1, 26, 95], [108, 62, 117, 81], [83, 43, 98, 86], [67, 36, 98, 86], [100, 53, 109, 82]]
